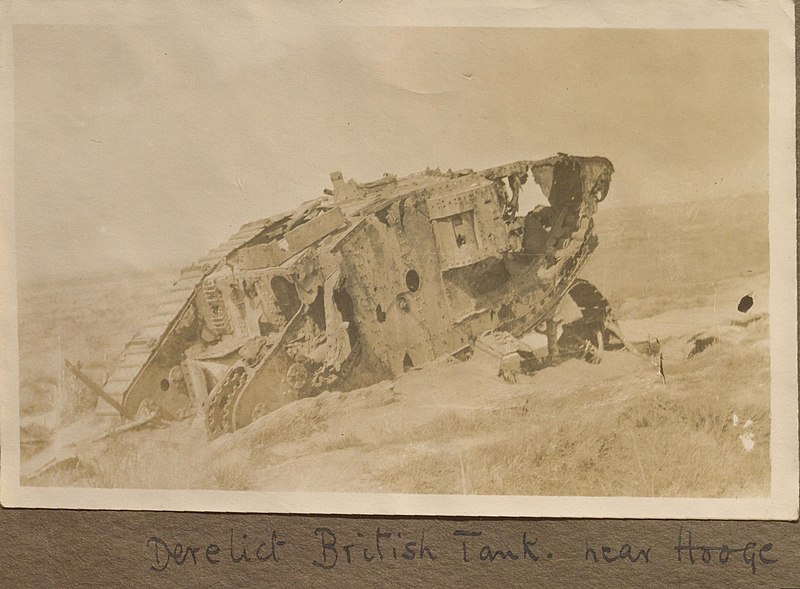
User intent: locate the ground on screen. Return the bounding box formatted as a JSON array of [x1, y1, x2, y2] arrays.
[[17, 191, 771, 497]]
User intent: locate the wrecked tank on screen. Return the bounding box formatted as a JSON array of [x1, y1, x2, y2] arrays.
[[70, 154, 629, 439]]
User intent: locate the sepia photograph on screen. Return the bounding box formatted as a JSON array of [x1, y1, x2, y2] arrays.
[[1, 1, 796, 518]]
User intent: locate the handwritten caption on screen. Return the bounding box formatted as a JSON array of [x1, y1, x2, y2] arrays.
[[145, 525, 778, 576]]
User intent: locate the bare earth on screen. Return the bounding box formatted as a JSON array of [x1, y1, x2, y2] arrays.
[[18, 193, 771, 497]]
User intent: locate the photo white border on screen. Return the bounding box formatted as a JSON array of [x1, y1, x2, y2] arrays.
[[1, 0, 797, 519]]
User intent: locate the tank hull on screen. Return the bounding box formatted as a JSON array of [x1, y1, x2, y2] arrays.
[[84, 154, 615, 437]]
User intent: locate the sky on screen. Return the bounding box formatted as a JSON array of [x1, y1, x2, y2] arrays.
[[12, 16, 768, 282]]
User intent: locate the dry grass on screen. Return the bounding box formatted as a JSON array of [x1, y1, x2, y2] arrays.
[[28, 422, 258, 491], [380, 328, 769, 497], [318, 431, 363, 451], [25, 311, 771, 497], [402, 410, 501, 444]]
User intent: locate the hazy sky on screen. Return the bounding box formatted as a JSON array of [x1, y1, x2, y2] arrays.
[[13, 18, 767, 282]]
